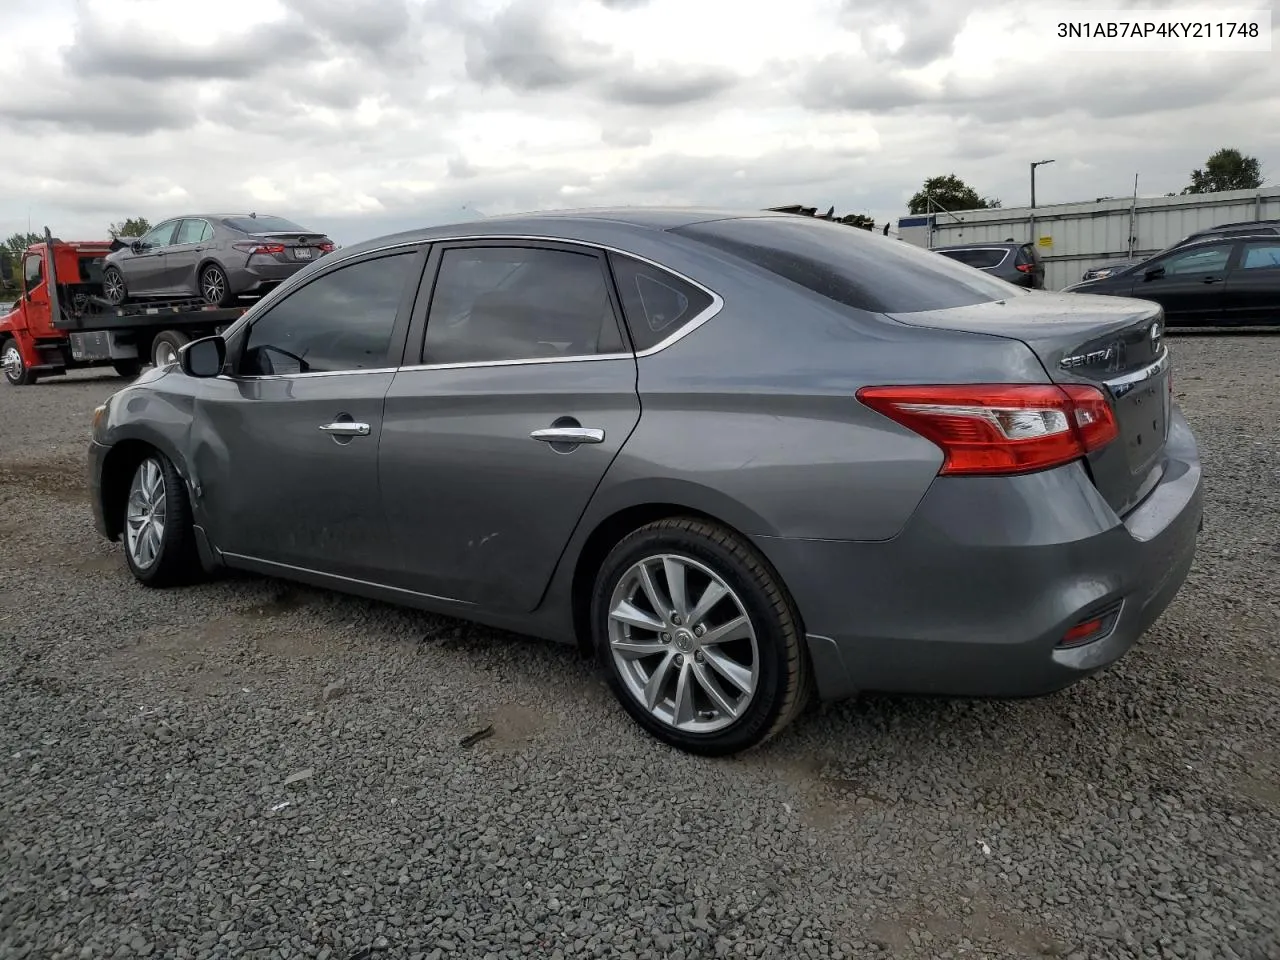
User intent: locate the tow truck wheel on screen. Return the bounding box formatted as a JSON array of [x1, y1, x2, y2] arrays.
[[199, 264, 232, 307], [102, 267, 128, 306], [112, 359, 142, 379], [1, 338, 37, 386], [151, 330, 191, 368]]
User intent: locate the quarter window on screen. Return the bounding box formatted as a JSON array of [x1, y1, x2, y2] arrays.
[[1240, 241, 1280, 270], [422, 246, 623, 365], [608, 252, 714, 351], [241, 252, 416, 375]]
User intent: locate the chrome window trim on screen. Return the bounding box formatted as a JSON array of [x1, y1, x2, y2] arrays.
[[1104, 347, 1169, 398], [222, 233, 725, 381]]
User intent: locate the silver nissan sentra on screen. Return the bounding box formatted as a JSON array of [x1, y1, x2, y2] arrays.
[[87, 207, 1204, 755]]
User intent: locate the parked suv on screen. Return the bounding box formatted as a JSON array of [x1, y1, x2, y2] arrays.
[[932, 241, 1045, 289]]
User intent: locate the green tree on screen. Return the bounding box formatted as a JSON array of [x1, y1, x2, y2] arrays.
[[3, 231, 42, 259], [908, 174, 1000, 215], [108, 217, 152, 239], [1182, 148, 1263, 194], [838, 213, 876, 230]]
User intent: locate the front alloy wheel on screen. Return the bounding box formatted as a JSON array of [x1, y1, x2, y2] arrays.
[[125, 458, 167, 572], [102, 267, 127, 306], [594, 517, 811, 755], [120, 451, 201, 587]]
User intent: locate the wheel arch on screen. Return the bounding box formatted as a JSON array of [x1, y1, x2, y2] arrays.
[[196, 257, 235, 296], [98, 433, 191, 540], [567, 497, 790, 658]]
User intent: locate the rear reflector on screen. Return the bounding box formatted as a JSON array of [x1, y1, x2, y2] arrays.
[[1058, 602, 1123, 647], [856, 383, 1119, 476]]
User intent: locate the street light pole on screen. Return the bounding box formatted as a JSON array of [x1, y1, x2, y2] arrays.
[[1029, 159, 1055, 244]]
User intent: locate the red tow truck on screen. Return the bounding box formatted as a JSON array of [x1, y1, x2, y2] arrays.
[[0, 228, 248, 386]]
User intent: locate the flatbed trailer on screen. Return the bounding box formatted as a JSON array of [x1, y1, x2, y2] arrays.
[[0, 228, 249, 386]]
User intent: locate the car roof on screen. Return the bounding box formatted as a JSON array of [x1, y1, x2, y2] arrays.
[[1175, 233, 1279, 248], [1193, 219, 1280, 234], [328, 207, 810, 260], [932, 241, 1025, 251]]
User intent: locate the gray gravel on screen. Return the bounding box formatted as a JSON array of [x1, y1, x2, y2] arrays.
[[1, 340, 1278, 960]]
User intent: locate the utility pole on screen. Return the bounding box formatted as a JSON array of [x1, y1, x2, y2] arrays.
[[1030, 159, 1055, 244]]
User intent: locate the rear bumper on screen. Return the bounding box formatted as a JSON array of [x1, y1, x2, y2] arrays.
[[755, 407, 1204, 701]]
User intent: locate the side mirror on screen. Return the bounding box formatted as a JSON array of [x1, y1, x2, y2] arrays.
[[179, 336, 226, 378], [1143, 266, 1165, 281], [130, 240, 146, 254]]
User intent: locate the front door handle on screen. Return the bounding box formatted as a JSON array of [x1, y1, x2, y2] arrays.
[[530, 427, 605, 444], [1201, 277, 1223, 284], [319, 421, 371, 437]]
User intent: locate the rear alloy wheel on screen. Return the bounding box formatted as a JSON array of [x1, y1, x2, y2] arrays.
[[593, 517, 811, 756], [199, 264, 231, 306], [102, 267, 128, 306], [2, 339, 37, 386], [122, 452, 201, 587]]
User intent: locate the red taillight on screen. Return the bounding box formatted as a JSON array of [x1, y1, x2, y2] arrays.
[[856, 383, 1119, 476], [233, 242, 286, 255], [1015, 263, 1034, 273]]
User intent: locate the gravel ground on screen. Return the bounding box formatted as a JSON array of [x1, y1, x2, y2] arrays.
[[1, 339, 1277, 960]]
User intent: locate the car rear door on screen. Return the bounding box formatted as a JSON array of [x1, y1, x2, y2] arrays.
[[1126, 241, 1233, 325], [1220, 239, 1280, 325], [190, 246, 425, 580], [377, 240, 641, 612]]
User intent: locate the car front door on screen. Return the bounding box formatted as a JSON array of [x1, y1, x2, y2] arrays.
[[1221, 239, 1280, 325], [189, 246, 425, 580], [1128, 241, 1233, 325], [124, 220, 179, 295], [378, 240, 641, 611], [166, 219, 213, 295]]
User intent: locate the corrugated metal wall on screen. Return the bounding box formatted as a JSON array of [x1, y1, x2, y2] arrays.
[[897, 187, 1280, 291]]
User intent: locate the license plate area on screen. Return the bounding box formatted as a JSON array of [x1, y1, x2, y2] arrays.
[[294, 247, 313, 260], [1117, 374, 1168, 474]]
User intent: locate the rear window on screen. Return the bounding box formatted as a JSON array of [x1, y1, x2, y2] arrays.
[[671, 217, 1016, 314], [223, 216, 310, 234], [936, 247, 1008, 269]]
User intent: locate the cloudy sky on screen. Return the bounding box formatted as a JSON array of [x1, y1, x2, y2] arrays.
[[2, 0, 1277, 246]]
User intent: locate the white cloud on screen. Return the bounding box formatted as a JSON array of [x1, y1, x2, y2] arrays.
[[1, 0, 1276, 246]]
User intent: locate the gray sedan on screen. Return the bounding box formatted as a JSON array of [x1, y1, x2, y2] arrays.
[[101, 214, 335, 307], [87, 208, 1204, 755]]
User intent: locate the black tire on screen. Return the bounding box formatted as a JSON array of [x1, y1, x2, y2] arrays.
[[102, 266, 128, 306], [121, 451, 202, 588], [199, 263, 233, 306], [591, 517, 812, 756], [112, 359, 142, 379], [150, 330, 190, 367], [1, 338, 38, 386]]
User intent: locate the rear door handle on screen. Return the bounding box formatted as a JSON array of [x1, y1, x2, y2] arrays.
[[1201, 277, 1223, 284], [530, 427, 605, 444], [319, 421, 371, 436]]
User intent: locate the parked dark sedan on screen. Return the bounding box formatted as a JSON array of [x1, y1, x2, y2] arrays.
[[87, 208, 1202, 755], [933, 241, 1045, 288], [101, 214, 335, 307], [1064, 233, 1280, 326]]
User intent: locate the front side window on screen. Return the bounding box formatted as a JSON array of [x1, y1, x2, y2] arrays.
[[140, 221, 178, 249], [608, 252, 714, 351], [1240, 241, 1280, 270], [422, 246, 622, 365], [241, 252, 416, 375], [1158, 245, 1231, 276]]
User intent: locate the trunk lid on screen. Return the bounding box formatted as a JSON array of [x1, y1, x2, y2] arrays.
[[886, 292, 1171, 517]]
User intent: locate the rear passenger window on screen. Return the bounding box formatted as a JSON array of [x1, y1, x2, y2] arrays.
[[422, 246, 623, 365], [608, 253, 715, 352]]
